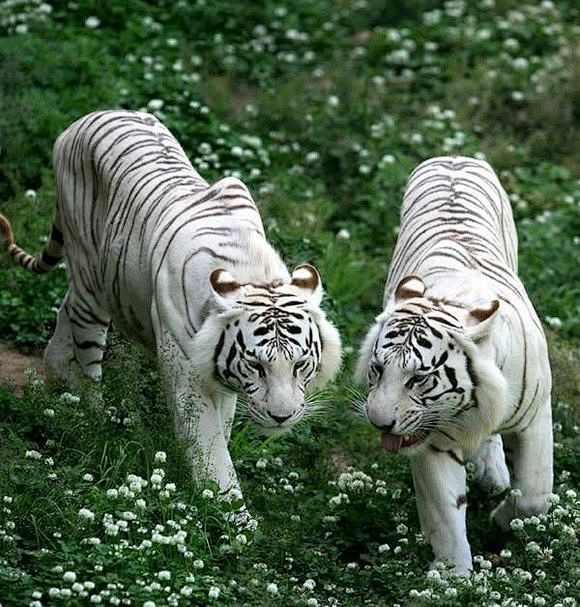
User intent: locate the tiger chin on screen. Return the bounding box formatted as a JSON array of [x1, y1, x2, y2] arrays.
[[356, 156, 553, 573]]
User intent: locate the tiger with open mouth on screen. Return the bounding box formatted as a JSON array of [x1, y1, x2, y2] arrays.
[[356, 156, 552, 572]]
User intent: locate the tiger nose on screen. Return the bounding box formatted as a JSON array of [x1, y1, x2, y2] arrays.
[[267, 412, 292, 425], [371, 420, 396, 432]]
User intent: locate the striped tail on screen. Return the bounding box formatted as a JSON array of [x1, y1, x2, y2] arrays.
[[0, 213, 64, 275]]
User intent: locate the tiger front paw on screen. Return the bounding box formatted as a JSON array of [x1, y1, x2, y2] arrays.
[[469, 435, 510, 494]]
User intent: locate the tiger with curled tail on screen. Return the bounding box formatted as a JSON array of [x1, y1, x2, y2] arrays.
[[0, 110, 341, 513], [356, 156, 552, 572]]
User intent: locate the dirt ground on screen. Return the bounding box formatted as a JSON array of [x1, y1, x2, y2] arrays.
[[0, 342, 45, 389]]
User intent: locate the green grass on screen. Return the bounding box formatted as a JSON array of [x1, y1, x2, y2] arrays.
[[0, 1, 579, 605]]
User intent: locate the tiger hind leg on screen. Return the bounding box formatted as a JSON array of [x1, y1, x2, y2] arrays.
[[44, 290, 110, 387], [491, 399, 553, 529], [44, 292, 77, 383], [468, 434, 510, 494]]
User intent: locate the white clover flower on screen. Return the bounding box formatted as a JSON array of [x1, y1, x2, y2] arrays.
[[78, 508, 95, 521], [147, 99, 164, 111], [307, 599, 318, 606], [122, 511, 136, 521], [25, 450, 42, 460], [503, 37, 520, 51], [386, 48, 410, 65], [85, 16, 100, 28], [72, 582, 84, 592], [60, 392, 80, 404], [208, 586, 220, 599], [266, 582, 278, 595], [544, 316, 563, 330], [154, 451, 167, 463], [396, 523, 408, 535], [90, 596, 102, 604], [500, 548, 512, 559], [63, 571, 77, 583], [303, 579, 316, 590], [135, 499, 146, 509], [150, 474, 163, 485], [327, 95, 340, 107], [202, 489, 214, 499], [565, 489, 577, 498], [43, 408, 55, 418], [165, 483, 176, 492], [157, 570, 171, 581], [143, 602, 156, 607], [512, 57, 529, 70], [378, 543, 390, 553], [193, 559, 204, 569], [180, 586, 193, 597], [106, 488, 118, 500], [82, 474, 94, 482]]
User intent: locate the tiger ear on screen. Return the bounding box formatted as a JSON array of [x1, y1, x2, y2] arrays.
[[395, 275, 426, 301], [209, 268, 242, 305], [291, 263, 322, 305], [466, 299, 500, 339]]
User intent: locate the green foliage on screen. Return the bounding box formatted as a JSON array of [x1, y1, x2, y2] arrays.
[[0, 0, 578, 605]]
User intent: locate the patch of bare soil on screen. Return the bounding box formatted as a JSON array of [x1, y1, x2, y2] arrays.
[[0, 342, 45, 389]]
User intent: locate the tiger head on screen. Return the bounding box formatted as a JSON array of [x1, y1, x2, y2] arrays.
[[356, 275, 508, 453], [195, 265, 341, 434]]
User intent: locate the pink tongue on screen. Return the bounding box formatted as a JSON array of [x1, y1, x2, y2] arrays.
[[381, 433, 403, 453]]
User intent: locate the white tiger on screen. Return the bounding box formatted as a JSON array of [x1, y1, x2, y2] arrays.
[[0, 110, 342, 509], [356, 156, 552, 571]]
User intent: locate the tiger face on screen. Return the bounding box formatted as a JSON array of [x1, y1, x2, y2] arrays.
[[196, 265, 341, 434], [357, 275, 505, 453]]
